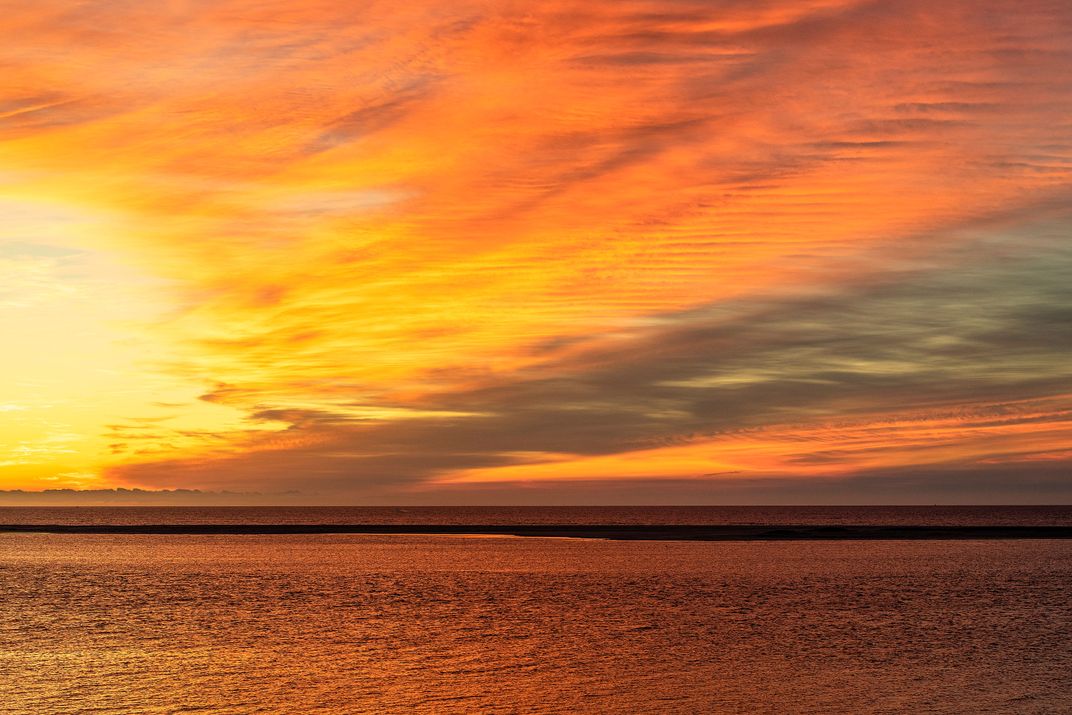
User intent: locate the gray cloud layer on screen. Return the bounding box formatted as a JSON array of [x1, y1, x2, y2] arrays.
[[113, 209, 1072, 501]]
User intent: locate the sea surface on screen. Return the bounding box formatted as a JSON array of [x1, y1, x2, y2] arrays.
[[1, 508, 1070, 714], [2, 504, 1071, 526]]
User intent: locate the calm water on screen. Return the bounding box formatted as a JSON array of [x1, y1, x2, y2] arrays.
[[0, 532, 1069, 713], [1, 505, 1070, 526]]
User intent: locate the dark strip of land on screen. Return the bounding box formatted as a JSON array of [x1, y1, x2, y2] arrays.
[[1, 524, 1071, 540]]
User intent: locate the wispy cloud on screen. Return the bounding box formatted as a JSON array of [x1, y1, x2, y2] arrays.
[[1, 0, 1070, 499], [111, 212, 1072, 498]]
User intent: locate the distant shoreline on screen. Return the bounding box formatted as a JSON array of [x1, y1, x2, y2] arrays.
[[2, 524, 1071, 540]]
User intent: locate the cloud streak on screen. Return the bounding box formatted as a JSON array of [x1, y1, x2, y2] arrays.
[[1, 0, 1070, 500], [112, 212, 1072, 498]]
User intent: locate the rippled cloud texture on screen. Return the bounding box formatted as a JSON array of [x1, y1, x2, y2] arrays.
[[1, 0, 1070, 502]]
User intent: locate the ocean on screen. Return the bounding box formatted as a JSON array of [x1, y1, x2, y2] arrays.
[[1, 507, 1069, 713], [2, 504, 1071, 526]]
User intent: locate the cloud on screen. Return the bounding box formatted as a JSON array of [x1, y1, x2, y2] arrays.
[[110, 212, 1072, 498], [415, 462, 1072, 506], [3, 0, 1071, 500]]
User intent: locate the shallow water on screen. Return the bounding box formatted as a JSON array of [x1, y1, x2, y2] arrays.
[[1, 535, 1069, 713]]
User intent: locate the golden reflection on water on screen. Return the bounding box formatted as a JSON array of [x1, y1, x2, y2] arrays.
[[1, 535, 1070, 714]]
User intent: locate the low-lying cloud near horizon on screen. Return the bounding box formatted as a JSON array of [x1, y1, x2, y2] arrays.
[[1, 0, 1070, 502]]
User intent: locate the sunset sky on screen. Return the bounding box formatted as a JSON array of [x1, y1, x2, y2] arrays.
[[1, 0, 1070, 503]]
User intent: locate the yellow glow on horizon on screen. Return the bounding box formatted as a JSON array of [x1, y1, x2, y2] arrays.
[[0, 195, 281, 489]]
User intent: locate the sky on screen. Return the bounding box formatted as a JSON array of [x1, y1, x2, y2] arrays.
[[1, 0, 1070, 504]]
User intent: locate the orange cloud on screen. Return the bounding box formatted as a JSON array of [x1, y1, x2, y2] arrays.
[[1, 0, 1070, 499]]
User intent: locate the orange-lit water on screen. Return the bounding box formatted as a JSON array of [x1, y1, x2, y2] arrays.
[[1, 534, 1069, 713], [2, 505, 1070, 526]]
